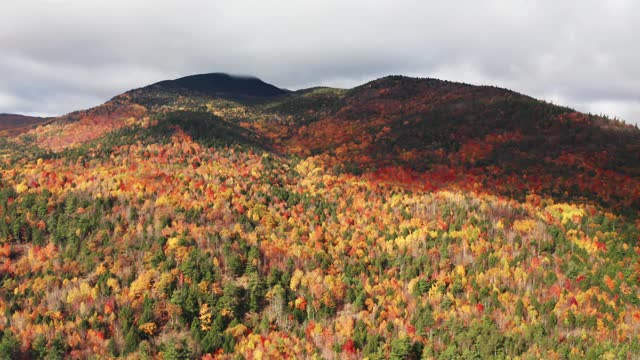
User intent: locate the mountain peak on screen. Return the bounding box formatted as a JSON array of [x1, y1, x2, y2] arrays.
[[148, 72, 289, 98]]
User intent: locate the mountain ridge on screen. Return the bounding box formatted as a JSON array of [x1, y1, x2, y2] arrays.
[[4, 73, 640, 213]]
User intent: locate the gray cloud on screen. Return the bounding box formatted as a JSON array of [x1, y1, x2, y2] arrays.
[[1, 0, 639, 124]]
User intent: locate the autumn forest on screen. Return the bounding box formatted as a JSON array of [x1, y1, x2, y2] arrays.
[[0, 73, 639, 359]]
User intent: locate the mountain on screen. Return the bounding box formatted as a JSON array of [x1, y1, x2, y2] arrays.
[[140, 72, 289, 100], [0, 113, 48, 133], [78, 73, 640, 212], [262, 76, 640, 212], [0, 73, 639, 359]]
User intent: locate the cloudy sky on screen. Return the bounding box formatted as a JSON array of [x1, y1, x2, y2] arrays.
[[1, 0, 639, 124]]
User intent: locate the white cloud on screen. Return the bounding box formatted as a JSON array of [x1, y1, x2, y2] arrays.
[[0, 92, 21, 109]]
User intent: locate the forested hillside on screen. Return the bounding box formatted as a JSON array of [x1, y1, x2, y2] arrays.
[[0, 74, 638, 359]]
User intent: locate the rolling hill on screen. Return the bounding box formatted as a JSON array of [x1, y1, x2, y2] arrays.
[[0, 113, 48, 133], [0, 73, 638, 359]]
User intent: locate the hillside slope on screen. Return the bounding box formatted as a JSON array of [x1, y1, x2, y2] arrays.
[[0, 74, 638, 359], [265, 76, 640, 213]]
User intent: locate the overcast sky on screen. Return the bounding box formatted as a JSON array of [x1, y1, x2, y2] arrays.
[[1, 0, 639, 124]]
